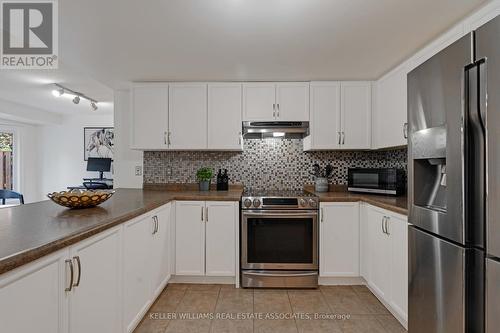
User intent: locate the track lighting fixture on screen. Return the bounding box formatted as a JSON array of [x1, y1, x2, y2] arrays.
[[51, 83, 100, 111]]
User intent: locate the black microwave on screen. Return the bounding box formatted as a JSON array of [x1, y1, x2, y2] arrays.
[[348, 168, 406, 196]]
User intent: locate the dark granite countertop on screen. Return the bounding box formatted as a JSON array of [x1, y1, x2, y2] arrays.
[[0, 188, 243, 275]]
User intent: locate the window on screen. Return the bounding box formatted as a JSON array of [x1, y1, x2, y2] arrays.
[[0, 132, 14, 190]]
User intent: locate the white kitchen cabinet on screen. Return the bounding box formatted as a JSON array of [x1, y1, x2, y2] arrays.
[[175, 201, 206, 276], [0, 250, 69, 333], [151, 204, 172, 298], [208, 83, 243, 150], [205, 201, 237, 276], [131, 84, 169, 150], [340, 81, 372, 149], [175, 201, 238, 277], [319, 202, 360, 277], [373, 66, 408, 149], [366, 206, 391, 300], [276, 82, 309, 121], [363, 205, 408, 325], [123, 215, 155, 332], [68, 227, 122, 333], [168, 83, 208, 149], [305, 81, 371, 150], [304, 82, 341, 150], [387, 213, 408, 322], [242, 83, 276, 121], [359, 203, 370, 280], [243, 82, 309, 121]]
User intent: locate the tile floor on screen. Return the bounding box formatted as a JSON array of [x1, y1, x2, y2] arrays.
[[134, 284, 406, 333]]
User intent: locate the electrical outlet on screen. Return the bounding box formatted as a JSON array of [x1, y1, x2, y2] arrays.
[[135, 166, 143, 176], [166, 167, 172, 177]]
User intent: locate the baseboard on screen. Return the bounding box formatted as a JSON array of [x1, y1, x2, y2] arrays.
[[365, 283, 408, 330], [169, 275, 236, 284], [318, 276, 365, 285]]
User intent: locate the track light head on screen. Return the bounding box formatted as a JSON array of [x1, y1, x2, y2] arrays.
[[52, 87, 64, 97], [90, 101, 98, 111], [73, 96, 80, 104]]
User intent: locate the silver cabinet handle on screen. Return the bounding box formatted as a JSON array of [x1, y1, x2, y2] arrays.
[[205, 207, 208, 222], [65, 259, 74, 292], [201, 206, 204, 222], [320, 208, 324, 222], [155, 216, 159, 233], [238, 132, 242, 145], [73, 256, 82, 287], [168, 131, 171, 145], [342, 131, 345, 145], [273, 104, 276, 118], [381, 217, 385, 234], [385, 217, 390, 235], [151, 216, 156, 234], [276, 103, 280, 118], [338, 132, 341, 145], [403, 123, 408, 139]]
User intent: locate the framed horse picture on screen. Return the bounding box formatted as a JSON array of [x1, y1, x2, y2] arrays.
[[84, 127, 114, 161]]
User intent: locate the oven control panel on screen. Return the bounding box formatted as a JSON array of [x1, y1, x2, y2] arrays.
[[241, 195, 319, 210]]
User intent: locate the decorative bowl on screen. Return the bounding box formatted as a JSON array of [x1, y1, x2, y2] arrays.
[[47, 189, 115, 209]]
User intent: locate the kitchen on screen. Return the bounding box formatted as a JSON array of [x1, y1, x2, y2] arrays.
[[0, 1, 499, 333]]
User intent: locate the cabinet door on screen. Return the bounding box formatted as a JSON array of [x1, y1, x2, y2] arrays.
[[387, 214, 408, 321], [242, 83, 276, 121], [208, 83, 243, 150], [205, 202, 237, 276], [123, 215, 154, 332], [69, 227, 122, 333], [276, 82, 309, 121], [374, 67, 408, 148], [131, 84, 169, 149], [359, 203, 370, 280], [319, 202, 360, 277], [367, 207, 391, 300], [175, 201, 206, 276], [305, 82, 341, 150], [169, 83, 207, 149], [0, 250, 69, 333], [151, 204, 171, 298], [340, 82, 372, 149]]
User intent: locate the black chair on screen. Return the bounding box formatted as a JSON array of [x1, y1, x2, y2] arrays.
[[83, 182, 110, 190], [0, 190, 24, 205]]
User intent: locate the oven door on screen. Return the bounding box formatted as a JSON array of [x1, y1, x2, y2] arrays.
[[241, 210, 318, 270]]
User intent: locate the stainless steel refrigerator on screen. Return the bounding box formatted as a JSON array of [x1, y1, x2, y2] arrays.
[[408, 15, 500, 333]]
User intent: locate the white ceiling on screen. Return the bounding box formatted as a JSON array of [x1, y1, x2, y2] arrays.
[[59, 0, 488, 88], [0, 0, 489, 116]]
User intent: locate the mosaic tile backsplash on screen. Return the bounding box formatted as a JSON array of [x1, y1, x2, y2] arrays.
[[144, 139, 407, 190]]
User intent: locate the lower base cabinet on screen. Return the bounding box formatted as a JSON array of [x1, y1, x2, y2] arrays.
[[175, 201, 238, 277], [362, 204, 408, 324]]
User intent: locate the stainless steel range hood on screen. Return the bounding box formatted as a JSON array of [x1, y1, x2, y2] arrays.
[[242, 121, 309, 139]]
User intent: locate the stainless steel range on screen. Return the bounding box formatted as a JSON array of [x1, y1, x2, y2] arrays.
[[240, 190, 319, 288]]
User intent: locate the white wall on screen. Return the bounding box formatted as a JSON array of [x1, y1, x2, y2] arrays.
[[113, 89, 143, 188], [38, 113, 114, 198]]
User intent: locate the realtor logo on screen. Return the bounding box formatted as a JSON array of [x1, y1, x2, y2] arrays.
[[1, 0, 58, 69]]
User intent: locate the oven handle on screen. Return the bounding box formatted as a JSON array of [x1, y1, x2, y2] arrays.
[[243, 271, 318, 277], [242, 211, 318, 218]]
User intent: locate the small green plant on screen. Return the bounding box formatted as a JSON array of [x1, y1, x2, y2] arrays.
[[196, 167, 213, 182]]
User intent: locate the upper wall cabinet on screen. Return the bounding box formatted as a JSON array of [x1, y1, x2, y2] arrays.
[[131, 84, 169, 150], [243, 82, 309, 121], [169, 83, 208, 150], [208, 83, 243, 150], [304, 82, 341, 150], [373, 66, 408, 149], [304, 81, 371, 150], [341, 81, 372, 149]]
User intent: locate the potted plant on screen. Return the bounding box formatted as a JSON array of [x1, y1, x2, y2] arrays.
[[196, 167, 213, 191]]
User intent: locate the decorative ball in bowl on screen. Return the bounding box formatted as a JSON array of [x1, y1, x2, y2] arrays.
[[47, 189, 115, 209]]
